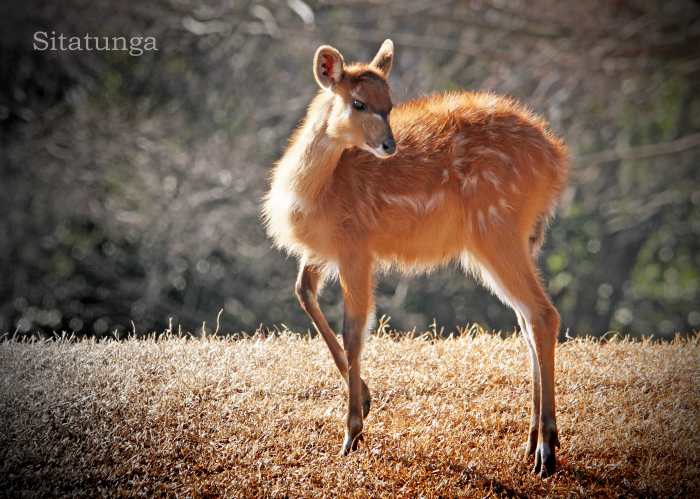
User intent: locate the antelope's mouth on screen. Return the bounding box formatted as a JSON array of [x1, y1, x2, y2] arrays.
[[363, 142, 396, 159]]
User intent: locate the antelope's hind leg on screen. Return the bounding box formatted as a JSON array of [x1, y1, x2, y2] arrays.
[[517, 310, 540, 460], [518, 308, 561, 477], [474, 245, 560, 477], [526, 303, 560, 478]]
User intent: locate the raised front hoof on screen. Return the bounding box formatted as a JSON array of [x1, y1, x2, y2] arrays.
[[531, 443, 556, 478], [340, 431, 364, 455], [361, 378, 371, 419]]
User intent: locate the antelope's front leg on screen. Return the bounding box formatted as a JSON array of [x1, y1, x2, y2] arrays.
[[296, 261, 372, 420], [338, 259, 373, 454]]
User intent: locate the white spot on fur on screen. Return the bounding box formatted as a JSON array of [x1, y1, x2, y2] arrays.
[[477, 210, 486, 232], [497, 150, 513, 165], [457, 136, 471, 147], [425, 191, 445, 211], [472, 146, 512, 166], [489, 204, 504, 224], [442, 169, 450, 184], [461, 174, 478, 192], [382, 191, 444, 213], [482, 170, 502, 192], [382, 193, 422, 212], [373, 113, 383, 120], [341, 103, 351, 120]]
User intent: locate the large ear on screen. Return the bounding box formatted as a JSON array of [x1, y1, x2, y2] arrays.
[[313, 45, 345, 90], [370, 39, 393, 76]]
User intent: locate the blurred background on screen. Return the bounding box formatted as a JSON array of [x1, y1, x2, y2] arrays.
[[1, 0, 699, 340]]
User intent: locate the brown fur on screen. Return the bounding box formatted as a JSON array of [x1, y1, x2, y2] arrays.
[[265, 90, 567, 273], [262, 40, 570, 477]]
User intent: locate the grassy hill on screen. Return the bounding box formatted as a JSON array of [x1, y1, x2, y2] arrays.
[[1, 328, 698, 498]]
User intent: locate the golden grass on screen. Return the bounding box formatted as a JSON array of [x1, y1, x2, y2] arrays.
[[1, 328, 699, 498]]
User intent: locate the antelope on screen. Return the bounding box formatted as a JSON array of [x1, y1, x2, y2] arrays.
[[262, 40, 569, 477]]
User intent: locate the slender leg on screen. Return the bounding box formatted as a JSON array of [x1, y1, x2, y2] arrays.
[[295, 260, 371, 418], [517, 310, 540, 459], [529, 304, 560, 477], [474, 243, 560, 477], [338, 258, 373, 454]]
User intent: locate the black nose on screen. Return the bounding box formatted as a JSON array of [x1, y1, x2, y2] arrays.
[[381, 138, 397, 156]]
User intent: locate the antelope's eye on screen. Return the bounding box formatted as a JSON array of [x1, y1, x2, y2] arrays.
[[353, 100, 366, 111]]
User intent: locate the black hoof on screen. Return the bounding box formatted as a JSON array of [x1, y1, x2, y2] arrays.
[[532, 444, 556, 477], [540, 452, 556, 478]]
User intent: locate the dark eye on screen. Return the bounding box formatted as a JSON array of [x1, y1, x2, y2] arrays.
[[353, 100, 366, 111]]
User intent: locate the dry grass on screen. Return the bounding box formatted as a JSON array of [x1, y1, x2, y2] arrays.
[[1, 328, 699, 498]]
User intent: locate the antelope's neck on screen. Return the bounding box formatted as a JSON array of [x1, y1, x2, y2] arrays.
[[273, 94, 345, 205]]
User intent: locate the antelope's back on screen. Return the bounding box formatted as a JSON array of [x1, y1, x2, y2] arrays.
[[328, 91, 569, 269]]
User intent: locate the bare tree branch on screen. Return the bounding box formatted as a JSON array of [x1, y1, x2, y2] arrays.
[[572, 132, 700, 167]]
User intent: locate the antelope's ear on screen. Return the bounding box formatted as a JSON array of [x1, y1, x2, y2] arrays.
[[370, 39, 393, 76], [314, 45, 345, 90]]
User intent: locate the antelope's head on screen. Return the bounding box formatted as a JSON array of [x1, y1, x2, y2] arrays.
[[313, 40, 396, 158]]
